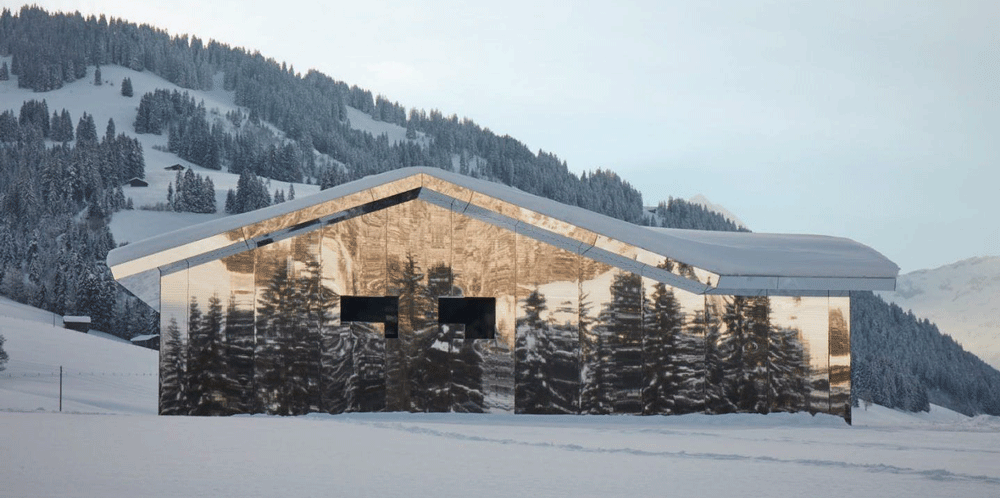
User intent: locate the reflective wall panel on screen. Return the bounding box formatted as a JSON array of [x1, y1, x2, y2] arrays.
[[829, 297, 851, 420], [514, 233, 579, 414], [455, 214, 514, 413], [222, 251, 256, 414], [642, 275, 705, 415], [186, 257, 236, 415], [384, 200, 429, 412], [159, 268, 188, 415], [321, 211, 387, 413], [156, 196, 851, 421], [771, 296, 830, 414], [579, 258, 614, 415]]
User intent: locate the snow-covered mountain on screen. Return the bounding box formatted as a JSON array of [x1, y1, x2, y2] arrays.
[[879, 256, 1000, 370], [687, 194, 748, 229]]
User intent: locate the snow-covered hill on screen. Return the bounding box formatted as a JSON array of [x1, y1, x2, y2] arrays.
[[880, 256, 1000, 370], [0, 297, 157, 415], [0, 58, 434, 245]]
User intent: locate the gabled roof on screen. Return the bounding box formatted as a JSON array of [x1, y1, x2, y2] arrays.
[[109, 167, 897, 309]]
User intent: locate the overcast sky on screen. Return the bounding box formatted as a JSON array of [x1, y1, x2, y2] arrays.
[[25, 0, 1000, 273]]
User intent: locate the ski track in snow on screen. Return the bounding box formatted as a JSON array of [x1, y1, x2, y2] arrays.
[[338, 418, 1000, 486]]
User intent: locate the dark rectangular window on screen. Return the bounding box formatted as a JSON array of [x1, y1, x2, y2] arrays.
[[341, 296, 399, 338], [438, 297, 496, 339]]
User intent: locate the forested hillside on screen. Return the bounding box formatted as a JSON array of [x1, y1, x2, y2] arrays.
[[0, 99, 156, 337], [0, 5, 734, 341], [851, 291, 1000, 415]]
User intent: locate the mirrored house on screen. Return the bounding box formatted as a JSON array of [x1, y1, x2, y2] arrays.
[[108, 167, 898, 422]]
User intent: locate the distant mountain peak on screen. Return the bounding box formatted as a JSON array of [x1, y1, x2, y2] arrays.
[[687, 194, 748, 230]]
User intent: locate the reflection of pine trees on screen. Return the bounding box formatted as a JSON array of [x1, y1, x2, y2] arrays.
[[580, 291, 612, 414], [159, 317, 187, 415], [320, 323, 352, 414], [516, 290, 548, 412], [769, 325, 808, 412], [224, 295, 255, 413], [704, 296, 735, 414], [415, 264, 455, 412], [604, 272, 644, 414], [255, 254, 336, 415], [718, 296, 808, 414], [515, 289, 579, 414], [387, 253, 433, 411], [674, 305, 707, 414], [643, 279, 683, 414], [188, 295, 231, 415], [350, 322, 387, 412]]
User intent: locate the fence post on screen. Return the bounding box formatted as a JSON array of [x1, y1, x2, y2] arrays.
[[59, 366, 62, 412]]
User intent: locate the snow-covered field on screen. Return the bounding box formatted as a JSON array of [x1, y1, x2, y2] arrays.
[[2, 300, 999, 497]]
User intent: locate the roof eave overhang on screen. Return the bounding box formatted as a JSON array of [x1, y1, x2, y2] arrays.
[[709, 275, 896, 297]]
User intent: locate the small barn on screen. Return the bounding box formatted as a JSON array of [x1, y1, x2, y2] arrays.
[[63, 316, 91, 333], [165, 164, 185, 171], [126, 178, 149, 187]]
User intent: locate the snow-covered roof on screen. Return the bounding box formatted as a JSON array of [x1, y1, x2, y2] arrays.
[[63, 316, 92, 323], [109, 167, 897, 307], [130, 334, 159, 342]]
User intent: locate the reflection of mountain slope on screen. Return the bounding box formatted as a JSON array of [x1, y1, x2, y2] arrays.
[[879, 256, 1000, 370]]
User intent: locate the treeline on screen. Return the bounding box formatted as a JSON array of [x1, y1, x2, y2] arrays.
[[167, 168, 215, 214], [0, 101, 155, 338], [0, 6, 214, 92], [224, 171, 295, 215], [135, 89, 313, 183], [851, 291, 1000, 415], [651, 197, 749, 232]]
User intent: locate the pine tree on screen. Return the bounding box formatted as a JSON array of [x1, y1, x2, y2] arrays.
[[120, 77, 133, 97], [75, 112, 97, 146], [93, 65, 101, 86], [0, 61, 9, 81], [104, 119, 115, 144], [59, 109, 73, 142]]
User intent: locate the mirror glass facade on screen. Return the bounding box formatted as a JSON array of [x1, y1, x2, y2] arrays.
[[153, 185, 852, 421]]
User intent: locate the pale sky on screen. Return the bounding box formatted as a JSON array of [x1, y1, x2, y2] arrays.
[[16, 0, 1000, 273]]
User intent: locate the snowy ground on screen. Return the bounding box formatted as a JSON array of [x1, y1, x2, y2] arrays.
[[2, 302, 999, 497]]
